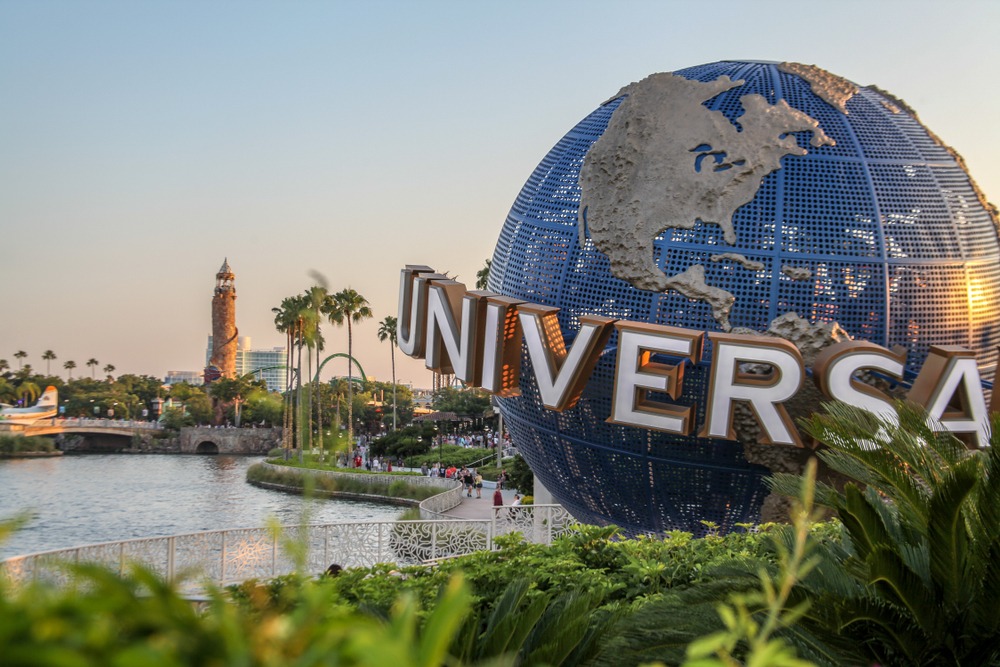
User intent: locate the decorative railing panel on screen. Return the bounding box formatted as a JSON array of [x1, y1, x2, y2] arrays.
[[493, 505, 577, 543], [1, 508, 577, 590]]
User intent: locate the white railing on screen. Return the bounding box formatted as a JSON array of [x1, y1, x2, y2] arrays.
[[3, 418, 164, 430], [0, 506, 575, 592]]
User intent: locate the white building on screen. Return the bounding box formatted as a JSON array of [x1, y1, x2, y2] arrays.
[[206, 336, 288, 392], [164, 370, 204, 386]]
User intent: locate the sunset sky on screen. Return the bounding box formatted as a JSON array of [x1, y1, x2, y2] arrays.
[[2, 1, 999, 387]]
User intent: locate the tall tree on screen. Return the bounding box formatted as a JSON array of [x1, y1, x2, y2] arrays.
[[476, 258, 492, 290], [41, 350, 56, 375], [0, 378, 16, 404], [103, 364, 116, 379], [209, 375, 259, 427], [87, 358, 99, 379], [323, 288, 372, 447], [63, 360, 76, 379], [16, 381, 40, 406], [303, 285, 328, 457], [377, 315, 398, 431], [0, 359, 9, 375], [13, 350, 27, 369], [273, 294, 309, 460]]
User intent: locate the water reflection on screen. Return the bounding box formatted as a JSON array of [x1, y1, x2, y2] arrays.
[[0, 455, 404, 559]]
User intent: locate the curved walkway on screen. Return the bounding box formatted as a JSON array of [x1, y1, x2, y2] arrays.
[[439, 484, 520, 519]]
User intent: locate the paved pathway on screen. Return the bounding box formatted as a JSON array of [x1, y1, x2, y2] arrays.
[[441, 484, 521, 520]]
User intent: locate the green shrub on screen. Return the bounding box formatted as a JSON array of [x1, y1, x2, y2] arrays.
[[248, 463, 439, 502], [403, 445, 494, 470], [0, 434, 55, 454], [0, 557, 477, 666]]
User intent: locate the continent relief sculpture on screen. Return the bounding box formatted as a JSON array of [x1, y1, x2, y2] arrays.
[[397, 265, 995, 449], [578, 72, 834, 331]]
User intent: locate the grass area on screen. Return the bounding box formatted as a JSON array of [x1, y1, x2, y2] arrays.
[[267, 452, 423, 476], [247, 462, 442, 502]]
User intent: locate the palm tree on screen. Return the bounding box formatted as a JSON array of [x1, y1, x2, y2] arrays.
[[767, 401, 1000, 666], [41, 350, 56, 375], [0, 377, 15, 404], [0, 359, 9, 375], [87, 358, 99, 379], [273, 295, 307, 459], [323, 288, 372, 446], [303, 284, 328, 457], [476, 258, 492, 290], [16, 381, 40, 407], [377, 315, 398, 431], [13, 350, 27, 369], [63, 360, 76, 379], [103, 364, 115, 380]]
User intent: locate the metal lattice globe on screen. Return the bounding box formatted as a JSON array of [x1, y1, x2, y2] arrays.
[[487, 60, 1000, 535]]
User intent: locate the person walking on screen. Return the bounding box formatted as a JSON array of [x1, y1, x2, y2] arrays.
[[474, 471, 483, 498], [493, 487, 503, 507], [463, 468, 474, 497]]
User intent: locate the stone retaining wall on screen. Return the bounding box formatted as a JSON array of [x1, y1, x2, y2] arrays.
[[179, 427, 281, 454]]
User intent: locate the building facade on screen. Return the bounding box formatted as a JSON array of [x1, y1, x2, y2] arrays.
[[205, 336, 288, 393], [164, 371, 205, 386]]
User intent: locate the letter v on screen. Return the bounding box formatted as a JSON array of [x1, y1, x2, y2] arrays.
[[518, 304, 615, 411]]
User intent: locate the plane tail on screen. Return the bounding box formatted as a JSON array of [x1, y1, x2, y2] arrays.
[[36, 386, 58, 408]]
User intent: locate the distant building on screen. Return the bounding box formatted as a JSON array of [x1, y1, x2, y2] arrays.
[[206, 336, 287, 393], [165, 371, 204, 386], [208, 259, 238, 380]]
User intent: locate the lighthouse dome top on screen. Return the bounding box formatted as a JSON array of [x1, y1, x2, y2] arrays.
[[217, 258, 234, 278]]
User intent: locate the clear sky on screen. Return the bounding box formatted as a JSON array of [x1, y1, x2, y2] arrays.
[[2, 0, 998, 388]]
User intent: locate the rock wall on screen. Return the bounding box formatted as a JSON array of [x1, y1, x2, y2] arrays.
[[57, 432, 179, 453], [178, 427, 281, 454], [57, 428, 281, 454]]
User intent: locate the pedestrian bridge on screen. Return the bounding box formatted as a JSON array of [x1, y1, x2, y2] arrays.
[[0, 417, 162, 438]]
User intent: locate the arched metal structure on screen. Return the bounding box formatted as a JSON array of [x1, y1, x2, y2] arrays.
[[313, 353, 366, 386]]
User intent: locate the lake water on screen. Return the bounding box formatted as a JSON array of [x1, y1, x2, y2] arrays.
[[0, 454, 405, 559]]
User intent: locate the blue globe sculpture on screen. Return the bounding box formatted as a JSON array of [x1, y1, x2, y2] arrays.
[[487, 61, 1000, 535]]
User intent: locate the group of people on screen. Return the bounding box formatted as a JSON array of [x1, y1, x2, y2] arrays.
[[446, 466, 484, 498]]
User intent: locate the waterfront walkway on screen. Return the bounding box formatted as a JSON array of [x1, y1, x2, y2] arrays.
[[440, 485, 520, 520]]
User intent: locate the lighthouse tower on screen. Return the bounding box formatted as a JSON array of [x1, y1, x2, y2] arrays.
[[208, 258, 238, 381]]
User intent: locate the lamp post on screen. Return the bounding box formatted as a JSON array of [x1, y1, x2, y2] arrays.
[[434, 424, 441, 468], [151, 396, 164, 421]]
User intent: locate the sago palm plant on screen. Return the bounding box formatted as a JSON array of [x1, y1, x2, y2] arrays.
[[770, 400, 1000, 666]]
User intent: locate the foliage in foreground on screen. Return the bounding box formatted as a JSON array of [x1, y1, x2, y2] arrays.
[[767, 401, 1000, 666], [0, 561, 477, 667], [8, 399, 1000, 665]]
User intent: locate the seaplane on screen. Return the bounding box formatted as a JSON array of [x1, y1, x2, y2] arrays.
[[0, 386, 59, 423]]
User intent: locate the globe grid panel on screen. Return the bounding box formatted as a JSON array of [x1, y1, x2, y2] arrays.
[[871, 164, 967, 259], [489, 61, 1000, 535]]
